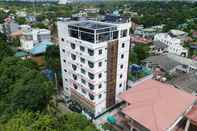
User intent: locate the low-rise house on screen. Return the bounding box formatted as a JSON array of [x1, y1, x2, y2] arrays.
[[119, 79, 196, 131], [142, 53, 197, 75], [3, 17, 19, 40], [20, 28, 51, 51], [134, 25, 164, 39], [131, 35, 152, 45], [173, 71, 197, 95], [151, 41, 168, 55], [154, 30, 188, 57]]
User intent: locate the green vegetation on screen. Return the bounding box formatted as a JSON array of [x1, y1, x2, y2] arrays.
[[130, 45, 150, 64], [0, 111, 98, 131], [0, 34, 97, 131]]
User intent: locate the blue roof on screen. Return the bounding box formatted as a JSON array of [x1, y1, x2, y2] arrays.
[[31, 41, 53, 55]]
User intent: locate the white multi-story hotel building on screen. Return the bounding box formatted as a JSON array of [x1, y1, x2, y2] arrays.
[[57, 17, 131, 118], [154, 30, 188, 57]]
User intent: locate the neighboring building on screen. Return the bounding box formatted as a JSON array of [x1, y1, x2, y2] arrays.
[[57, 17, 131, 118], [3, 17, 19, 40], [142, 53, 197, 75], [119, 79, 196, 131], [20, 28, 51, 51], [134, 25, 164, 39], [173, 71, 197, 95], [58, 0, 75, 4], [151, 41, 168, 55], [130, 35, 152, 45], [154, 30, 188, 57]]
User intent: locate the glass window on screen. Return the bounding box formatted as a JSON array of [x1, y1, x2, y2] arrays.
[[88, 49, 94, 56], [73, 84, 78, 89], [81, 79, 86, 85], [99, 84, 102, 89], [62, 49, 65, 52], [69, 29, 79, 39], [88, 83, 94, 90], [119, 83, 122, 88], [81, 68, 86, 74], [113, 31, 119, 39], [121, 54, 124, 59], [73, 74, 77, 80], [120, 74, 123, 78], [121, 29, 127, 38], [64, 69, 67, 72], [81, 89, 86, 94], [99, 94, 102, 99], [72, 64, 77, 71], [99, 73, 102, 78], [71, 54, 76, 60], [122, 43, 125, 48], [88, 61, 94, 68], [89, 93, 94, 100], [81, 32, 94, 43], [99, 62, 102, 67], [120, 64, 123, 69], [70, 43, 75, 49], [80, 46, 85, 52], [80, 57, 85, 63], [61, 38, 64, 42], [88, 72, 94, 80], [99, 49, 102, 55]]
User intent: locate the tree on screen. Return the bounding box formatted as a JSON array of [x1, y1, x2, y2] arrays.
[[0, 57, 54, 120], [45, 45, 60, 72], [131, 45, 150, 64], [0, 111, 98, 131]]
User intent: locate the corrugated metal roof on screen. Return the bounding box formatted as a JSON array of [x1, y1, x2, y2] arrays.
[[31, 41, 53, 55]]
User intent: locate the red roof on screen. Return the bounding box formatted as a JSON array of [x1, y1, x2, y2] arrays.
[[120, 79, 196, 131], [187, 105, 197, 123]]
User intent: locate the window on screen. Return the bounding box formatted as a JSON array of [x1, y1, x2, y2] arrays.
[[73, 74, 77, 80], [88, 72, 94, 80], [81, 79, 86, 85], [99, 84, 102, 89], [63, 59, 66, 63], [88, 49, 94, 56], [81, 89, 86, 94], [121, 54, 124, 59], [70, 43, 76, 49], [61, 38, 64, 42], [80, 46, 85, 52], [119, 83, 122, 88], [80, 57, 85, 63], [71, 54, 76, 60], [88, 61, 94, 68], [72, 64, 77, 71], [65, 78, 68, 81], [120, 64, 123, 69], [81, 68, 86, 74], [120, 74, 123, 78], [122, 43, 125, 48], [99, 49, 102, 55], [64, 69, 67, 73], [99, 62, 102, 67], [89, 93, 94, 100], [73, 84, 78, 89], [99, 73, 102, 78], [88, 83, 94, 90], [62, 49, 65, 52], [99, 94, 102, 99], [121, 29, 127, 38]]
